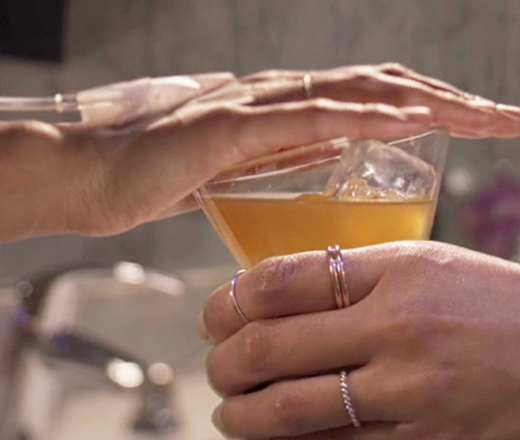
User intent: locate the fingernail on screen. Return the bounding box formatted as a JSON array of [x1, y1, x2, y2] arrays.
[[196, 312, 213, 345], [212, 404, 224, 432], [497, 104, 520, 120]]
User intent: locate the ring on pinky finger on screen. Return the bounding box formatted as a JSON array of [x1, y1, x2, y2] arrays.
[[212, 370, 402, 439]]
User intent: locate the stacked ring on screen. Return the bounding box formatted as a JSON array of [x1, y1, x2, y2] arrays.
[[326, 245, 351, 309]]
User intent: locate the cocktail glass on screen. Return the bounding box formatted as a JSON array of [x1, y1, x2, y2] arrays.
[[196, 129, 449, 269]]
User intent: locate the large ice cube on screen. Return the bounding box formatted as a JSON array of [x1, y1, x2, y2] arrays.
[[325, 139, 437, 200]]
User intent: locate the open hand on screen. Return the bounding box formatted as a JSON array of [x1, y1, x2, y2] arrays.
[[3, 63, 520, 242]]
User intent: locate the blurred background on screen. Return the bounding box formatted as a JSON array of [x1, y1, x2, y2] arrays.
[[0, 0, 520, 278], [1, 1, 520, 438]]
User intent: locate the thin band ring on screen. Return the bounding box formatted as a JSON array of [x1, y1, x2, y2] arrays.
[[327, 245, 347, 309], [302, 73, 313, 99], [339, 370, 362, 428], [229, 269, 250, 323], [326, 245, 351, 309]]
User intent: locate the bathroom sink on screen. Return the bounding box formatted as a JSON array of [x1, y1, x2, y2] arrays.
[[0, 264, 237, 440]]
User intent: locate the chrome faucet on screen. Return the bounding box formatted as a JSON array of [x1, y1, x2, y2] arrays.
[[0, 263, 183, 440]]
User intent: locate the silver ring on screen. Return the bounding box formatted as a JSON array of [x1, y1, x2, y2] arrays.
[[339, 370, 361, 428], [326, 245, 350, 309], [230, 269, 250, 323], [302, 73, 313, 99]]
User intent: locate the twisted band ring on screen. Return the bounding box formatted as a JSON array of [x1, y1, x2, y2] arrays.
[[339, 370, 362, 428]]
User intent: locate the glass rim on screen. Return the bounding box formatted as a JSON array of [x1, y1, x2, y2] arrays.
[[204, 127, 448, 186]]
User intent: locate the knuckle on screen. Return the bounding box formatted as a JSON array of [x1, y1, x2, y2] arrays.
[[372, 305, 444, 351], [305, 97, 337, 117], [252, 254, 303, 311], [260, 69, 286, 79], [390, 241, 453, 269], [2, 120, 42, 137], [237, 322, 274, 377], [270, 387, 308, 435], [0, 121, 60, 151], [350, 69, 381, 87], [350, 68, 408, 103], [197, 104, 251, 160], [361, 102, 395, 116], [245, 69, 285, 81], [202, 103, 245, 128], [308, 96, 335, 109], [378, 62, 408, 75], [376, 290, 440, 336], [372, 315, 419, 353], [393, 316, 440, 351], [303, 98, 338, 139]]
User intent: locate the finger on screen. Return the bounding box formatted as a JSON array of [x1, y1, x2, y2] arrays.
[[243, 64, 470, 100], [240, 69, 299, 83], [212, 370, 404, 439], [206, 308, 374, 396], [242, 65, 461, 102], [185, 100, 433, 171], [202, 245, 392, 344], [201, 241, 467, 347], [358, 73, 520, 138], [339, 72, 518, 138], [375, 62, 472, 98], [241, 64, 473, 99], [201, 251, 337, 343], [110, 101, 431, 226], [244, 68, 520, 138], [271, 423, 411, 440], [325, 63, 472, 100]]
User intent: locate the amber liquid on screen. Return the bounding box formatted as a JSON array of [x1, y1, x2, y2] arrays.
[[201, 193, 436, 269]]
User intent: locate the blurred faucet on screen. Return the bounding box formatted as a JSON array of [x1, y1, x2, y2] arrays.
[[0, 263, 181, 440]]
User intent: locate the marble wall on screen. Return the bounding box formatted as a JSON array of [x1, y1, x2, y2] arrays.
[[1, 0, 520, 279]]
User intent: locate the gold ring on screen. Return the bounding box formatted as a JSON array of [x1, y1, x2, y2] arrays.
[[326, 245, 350, 309], [302, 73, 313, 99], [229, 269, 250, 323]]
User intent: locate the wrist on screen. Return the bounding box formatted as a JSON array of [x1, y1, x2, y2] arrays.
[[0, 121, 71, 242]]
